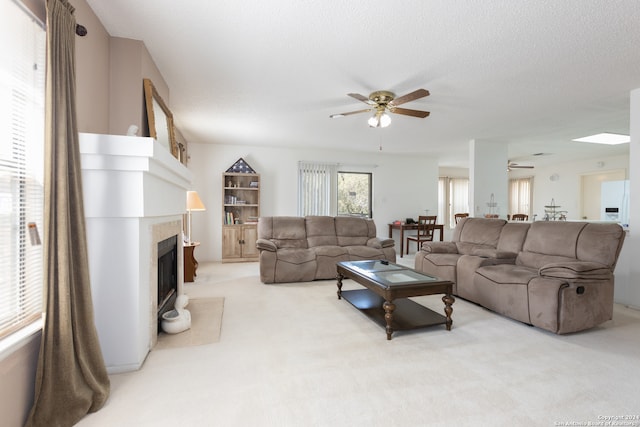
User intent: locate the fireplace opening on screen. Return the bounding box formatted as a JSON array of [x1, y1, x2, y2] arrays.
[[157, 235, 178, 332]]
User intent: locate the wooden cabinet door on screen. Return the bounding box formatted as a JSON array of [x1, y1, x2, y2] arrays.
[[222, 226, 242, 259], [241, 225, 259, 258]]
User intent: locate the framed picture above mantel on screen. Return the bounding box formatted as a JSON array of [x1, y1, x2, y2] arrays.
[[143, 78, 179, 160]]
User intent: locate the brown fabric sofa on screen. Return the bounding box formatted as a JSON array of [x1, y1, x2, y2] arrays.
[[415, 217, 625, 334], [257, 216, 396, 284]]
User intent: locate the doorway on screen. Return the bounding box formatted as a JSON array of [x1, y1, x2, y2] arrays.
[[580, 169, 626, 220]]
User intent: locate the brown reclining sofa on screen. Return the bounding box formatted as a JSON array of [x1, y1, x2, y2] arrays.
[[414, 217, 625, 334], [257, 216, 396, 284]]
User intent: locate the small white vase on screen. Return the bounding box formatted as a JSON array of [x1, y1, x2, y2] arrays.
[[161, 294, 191, 334]]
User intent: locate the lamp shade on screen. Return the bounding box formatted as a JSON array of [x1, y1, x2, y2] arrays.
[[186, 191, 206, 211]]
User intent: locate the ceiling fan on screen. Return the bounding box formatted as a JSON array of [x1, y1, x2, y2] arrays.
[[507, 161, 535, 171], [329, 89, 430, 128]]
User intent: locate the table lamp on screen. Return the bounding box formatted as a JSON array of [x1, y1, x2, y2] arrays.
[[186, 191, 206, 244]]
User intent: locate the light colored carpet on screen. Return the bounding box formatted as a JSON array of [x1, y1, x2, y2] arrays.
[[78, 258, 640, 427], [154, 297, 224, 349]]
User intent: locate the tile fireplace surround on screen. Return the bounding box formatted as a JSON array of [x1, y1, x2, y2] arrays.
[[80, 133, 192, 373]]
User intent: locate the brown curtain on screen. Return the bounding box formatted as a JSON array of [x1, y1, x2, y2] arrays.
[[26, 0, 110, 426]]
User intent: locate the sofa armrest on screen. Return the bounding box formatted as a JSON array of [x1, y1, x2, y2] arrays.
[[366, 237, 395, 249], [539, 262, 612, 281], [256, 239, 277, 252], [420, 241, 458, 254]]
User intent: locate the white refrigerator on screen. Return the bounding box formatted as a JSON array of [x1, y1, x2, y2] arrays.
[[601, 180, 630, 226]]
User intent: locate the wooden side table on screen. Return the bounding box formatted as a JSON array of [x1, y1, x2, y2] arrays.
[[184, 242, 200, 282]]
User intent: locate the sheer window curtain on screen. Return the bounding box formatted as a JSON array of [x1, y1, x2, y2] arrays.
[[450, 178, 470, 227], [438, 177, 469, 228], [298, 161, 337, 216], [26, 1, 110, 425], [509, 177, 533, 217]]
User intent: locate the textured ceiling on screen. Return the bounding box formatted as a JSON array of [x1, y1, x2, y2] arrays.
[[86, 0, 640, 167]]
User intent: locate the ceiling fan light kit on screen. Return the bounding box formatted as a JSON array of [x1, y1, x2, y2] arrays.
[[368, 111, 391, 128], [330, 88, 430, 127]]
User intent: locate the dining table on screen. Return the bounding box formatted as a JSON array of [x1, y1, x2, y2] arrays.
[[388, 222, 444, 258]]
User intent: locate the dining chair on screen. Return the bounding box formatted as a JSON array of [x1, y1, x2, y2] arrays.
[[406, 215, 437, 255], [454, 213, 469, 224], [511, 214, 528, 221]]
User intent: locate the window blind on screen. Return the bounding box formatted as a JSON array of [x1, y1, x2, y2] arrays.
[[0, 0, 45, 339], [297, 161, 337, 216]]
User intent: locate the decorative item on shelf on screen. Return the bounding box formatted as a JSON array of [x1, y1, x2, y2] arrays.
[[186, 191, 206, 244], [126, 124, 138, 136], [226, 157, 256, 174]]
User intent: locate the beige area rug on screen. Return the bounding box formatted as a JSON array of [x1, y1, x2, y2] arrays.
[[154, 297, 224, 349]]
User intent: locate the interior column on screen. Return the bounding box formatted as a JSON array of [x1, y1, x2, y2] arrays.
[[617, 88, 640, 308], [469, 139, 508, 219]]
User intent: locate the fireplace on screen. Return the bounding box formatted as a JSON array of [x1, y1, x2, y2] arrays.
[[157, 235, 178, 331], [80, 133, 191, 373]]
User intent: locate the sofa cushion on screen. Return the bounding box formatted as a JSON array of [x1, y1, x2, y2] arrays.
[[312, 246, 349, 279], [305, 216, 338, 247], [497, 222, 530, 253], [576, 223, 625, 268], [335, 217, 372, 246], [522, 221, 586, 258], [455, 217, 506, 247], [475, 263, 539, 286], [258, 216, 309, 249], [273, 248, 317, 282], [344, 245, 386, 260], [473, 266, 534, 324], [516, 252, 577, 269], [274, 247, 316, 264], [467, 246, 517, 259]]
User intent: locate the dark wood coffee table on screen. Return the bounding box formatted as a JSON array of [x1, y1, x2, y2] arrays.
[[336, 260, 454, 340]]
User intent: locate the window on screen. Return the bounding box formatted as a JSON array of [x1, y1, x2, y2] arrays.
[[298, 162, 374, 218], [0, 0, 45, 339], [438, 177, 469, 228], [509, 177, 533, 218], [337, 172, 372, 218]]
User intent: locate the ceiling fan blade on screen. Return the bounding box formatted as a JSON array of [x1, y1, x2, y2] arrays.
[[389, 89, 430, 106], [390, 107, 430, 118], [329, 108, 372, 118], [347, 93, 373, 104], [508, 162, 534, 169]]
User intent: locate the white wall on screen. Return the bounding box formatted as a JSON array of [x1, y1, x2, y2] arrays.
[[187, 143, 439, 262]]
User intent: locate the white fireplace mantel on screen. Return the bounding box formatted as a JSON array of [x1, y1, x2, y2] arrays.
[[80, 133, 192, 373]]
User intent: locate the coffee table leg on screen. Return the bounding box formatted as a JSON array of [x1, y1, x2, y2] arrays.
[[336, 273, 344, 300], [383, 300, 396, 340], [442, 294, 455, 331]]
